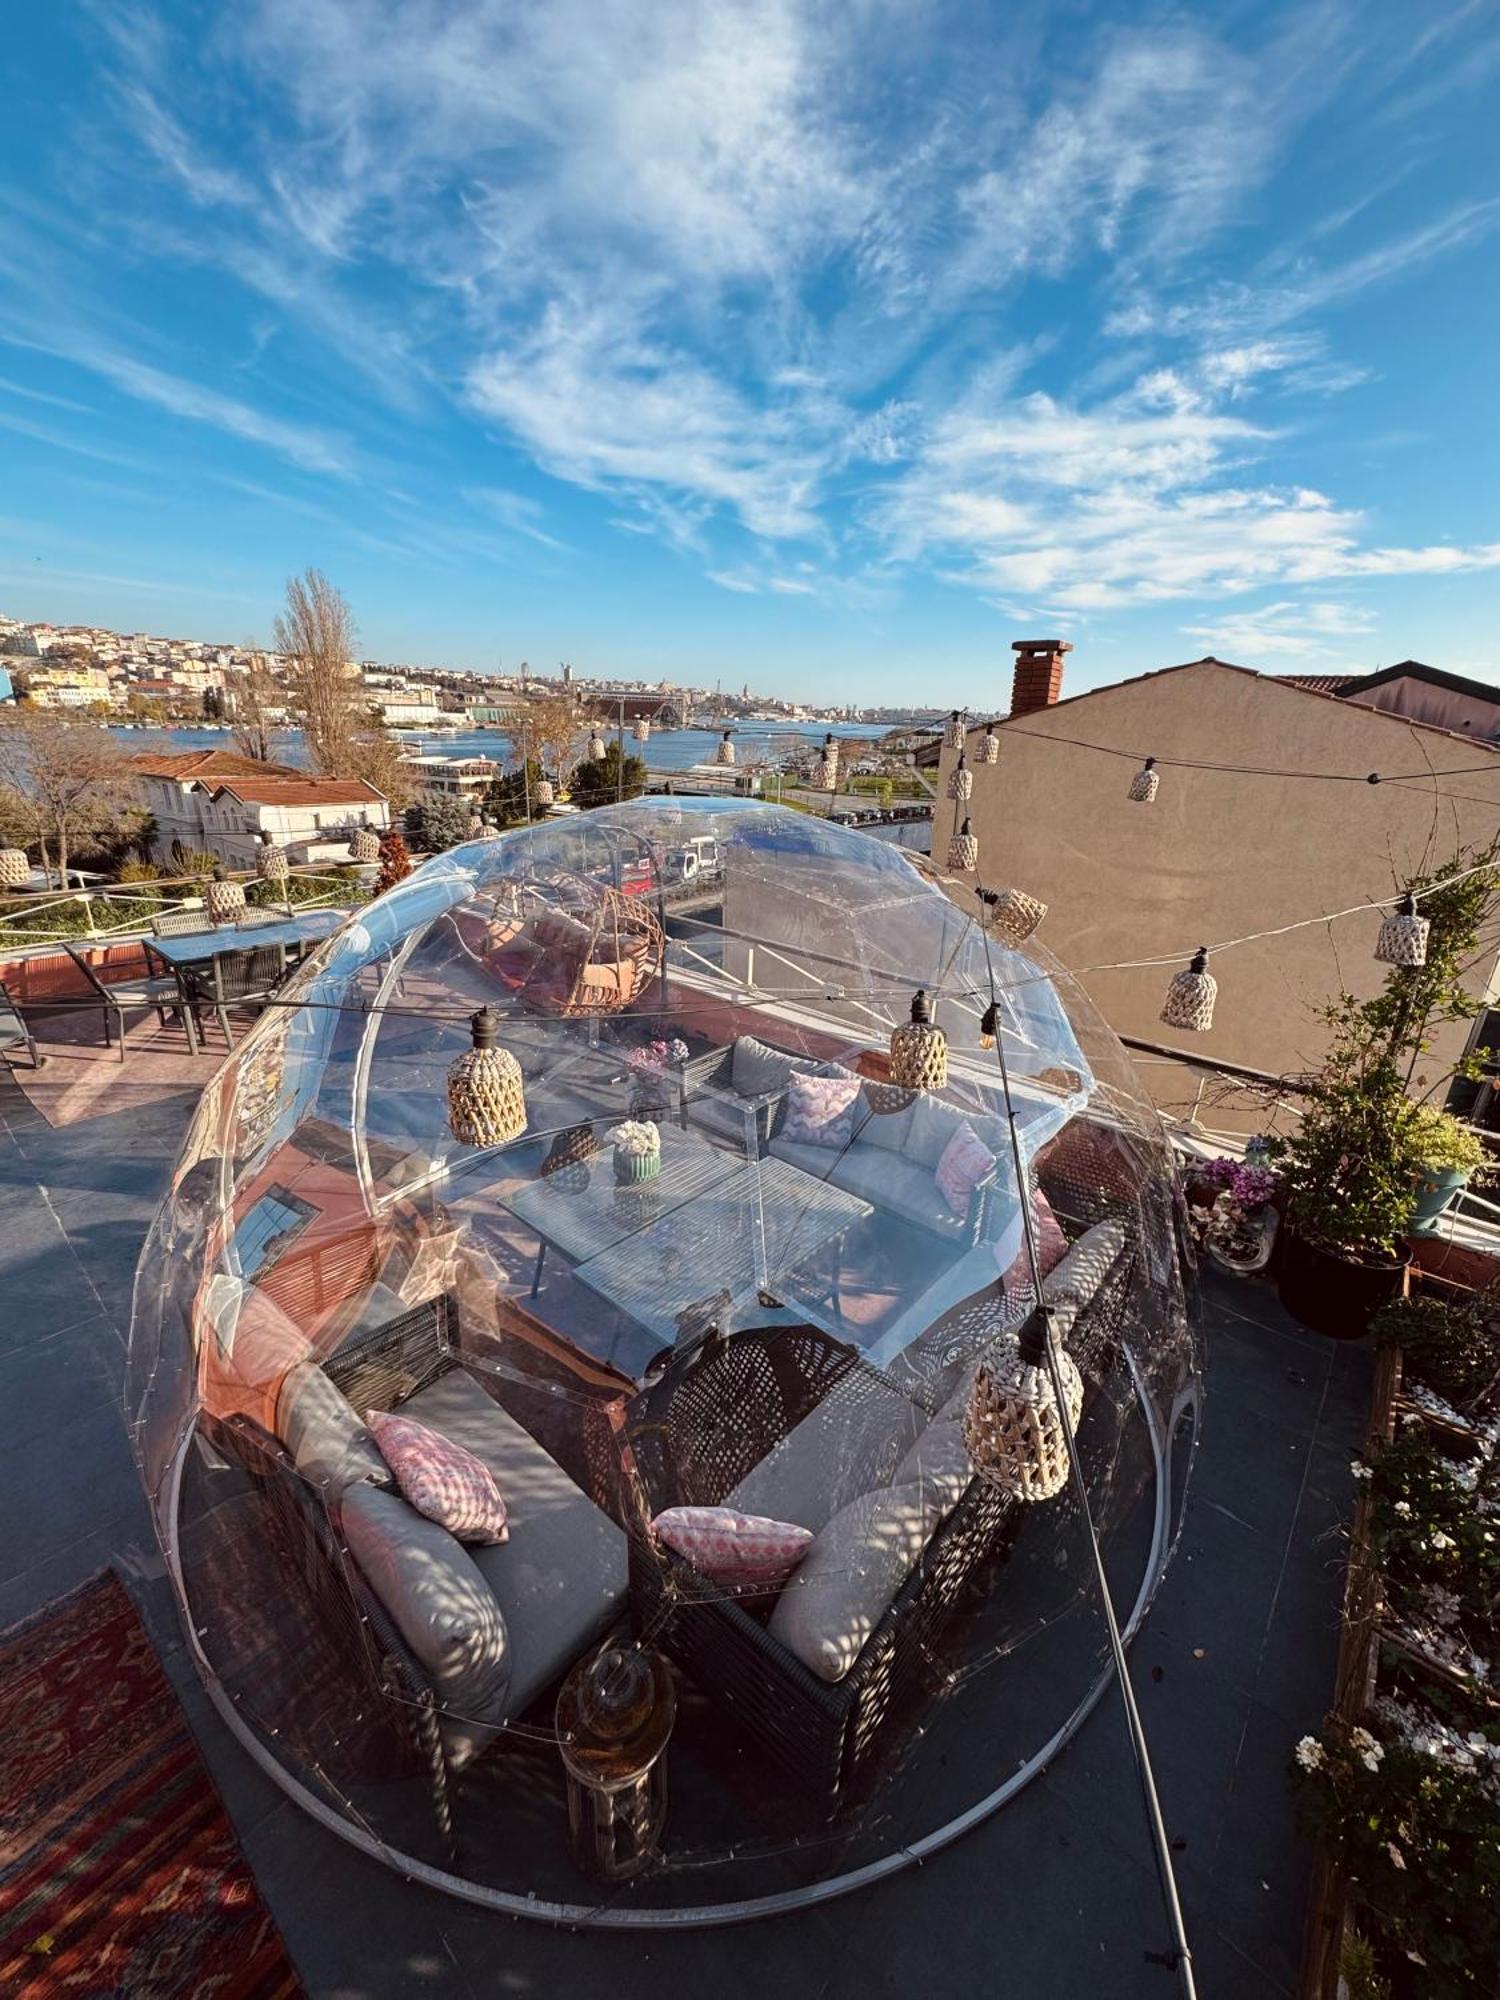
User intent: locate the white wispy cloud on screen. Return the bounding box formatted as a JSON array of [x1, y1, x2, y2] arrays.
[[1181, 598, 1377, 662]]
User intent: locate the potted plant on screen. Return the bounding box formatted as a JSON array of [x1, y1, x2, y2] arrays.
[[1185, 1155, 1280, 1274], [1405, 1106, 1492, 1237], [608, 1119, 661, 1185]]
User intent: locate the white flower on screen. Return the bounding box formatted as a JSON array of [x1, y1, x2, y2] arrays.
[[1295, 1736, 1326, 1772], [1431, 1530, 1455, 1550], [1394, 1500, 1412, 1516], [1361, 1750, 1382, 1772], [1386, 1842, 1406, 1871], [1350, 1725, 1384, 1772], [1351, 1460, 1372, 1480]]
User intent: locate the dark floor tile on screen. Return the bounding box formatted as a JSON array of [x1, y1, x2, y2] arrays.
[[0, 1399, 142, 1581], [0, 1311, 123, 1448]]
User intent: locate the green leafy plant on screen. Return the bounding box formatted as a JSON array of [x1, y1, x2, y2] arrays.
[[1405, 1106, 1491, 1175], [568, 739, 646, 810], [1365, 1427, 1498, 1697], [1373, 1293, 1500, 1417]]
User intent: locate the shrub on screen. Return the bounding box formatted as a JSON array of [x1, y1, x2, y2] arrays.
[[1372, 1294, 1500, 1416]]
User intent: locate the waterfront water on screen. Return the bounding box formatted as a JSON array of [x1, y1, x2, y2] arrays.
[[116, 718, 900, 774]]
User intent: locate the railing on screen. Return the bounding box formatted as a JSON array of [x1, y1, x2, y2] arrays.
[[0, 865, 367, 951]]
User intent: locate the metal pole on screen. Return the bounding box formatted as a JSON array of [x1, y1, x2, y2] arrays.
[[617, 699, 625, 804]]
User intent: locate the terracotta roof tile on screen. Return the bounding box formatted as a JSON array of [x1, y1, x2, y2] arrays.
[[130, 749, 299, 780], [198, 777, 384, 806]]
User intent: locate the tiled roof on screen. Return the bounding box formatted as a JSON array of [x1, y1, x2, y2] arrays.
[[198, 777, 384, 806], [130, 749, 299, 780], [1276, 673, 1361, 694]]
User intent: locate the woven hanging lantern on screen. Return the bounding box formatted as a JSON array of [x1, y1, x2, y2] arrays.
[[535, 778, 555, 808], [541, 1123, 598, 1191], [255, 833, 289, 884], [467, 813, 485, 838], [715, 730, 736, 766], [633, 717, 651, 744], [587, 730, 607, 762], [1160, 947, 1217, 1032], [349, 826, 381, 863], [947, 754, 973, 803], [977, 724, 999, 766], [447, 1007, 527, 1148], [205, 868, 246, 924], [1375, 891, 1430, 969], [944, 709, 964, 750], [811, 732, 839, 792], [1128, 756, 1159, 804], [983, 885, 1047, 946], [889, 988, 948, 1092], [963, 1310, 1083, 1504], [978, 1001, 998, 1051], [947, 816, 979, 872], [0, 847, 30, 889]]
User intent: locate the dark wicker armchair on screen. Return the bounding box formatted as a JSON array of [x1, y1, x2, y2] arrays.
[[186, 942, 288, 1049], [617, 1324, 1018, 1815]]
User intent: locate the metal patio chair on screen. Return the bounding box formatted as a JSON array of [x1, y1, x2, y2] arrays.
[[151, 908, 215, 938], [187, 942, 289, 1049], [0, 978, 43, 1073], [64, 941, 200, 1061]]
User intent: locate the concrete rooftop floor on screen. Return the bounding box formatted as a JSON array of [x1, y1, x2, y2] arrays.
[[0, 1065, 1371, 1999]]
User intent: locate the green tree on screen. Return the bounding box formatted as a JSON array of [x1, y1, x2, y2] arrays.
[[569, 740, 646, 810], [403, 795, 472, 852], [486, 757, 546, 826]]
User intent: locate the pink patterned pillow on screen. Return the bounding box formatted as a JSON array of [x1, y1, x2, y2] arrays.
[[365, 1409, 509, 1544], [653, 1506, 813, 1591], [934, 1123, 997, 1219], [781, 1070, 862, 1150], [996, 1190, 1070, 1310]]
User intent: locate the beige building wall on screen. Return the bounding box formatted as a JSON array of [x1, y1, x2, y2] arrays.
[[936, 661, 1500, 1136]]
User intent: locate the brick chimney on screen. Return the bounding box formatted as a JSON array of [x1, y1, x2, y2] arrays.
[[1009, 639, 1072, 718]]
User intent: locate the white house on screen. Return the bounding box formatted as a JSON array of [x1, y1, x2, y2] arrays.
[[129, 751, 389, 868]]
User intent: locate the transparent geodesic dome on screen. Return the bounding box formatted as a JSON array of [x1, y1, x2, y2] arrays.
[[128, 799, 1200, 1924]]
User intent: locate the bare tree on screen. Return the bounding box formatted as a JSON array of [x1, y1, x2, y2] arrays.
[[518, 688, 591, 785], [272, 569, 413, 804], [0, 710, 130, 886], [229, 653, 285, 763]]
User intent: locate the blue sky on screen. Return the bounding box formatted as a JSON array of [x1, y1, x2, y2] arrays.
[[1, 1, 1498, 704]]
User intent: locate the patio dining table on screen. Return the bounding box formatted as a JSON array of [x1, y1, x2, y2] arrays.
[[145, 907, 348, 971]]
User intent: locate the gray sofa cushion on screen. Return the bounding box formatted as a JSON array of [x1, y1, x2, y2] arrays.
[[1042, 1216, 1128, 1344], [892, 1417, 974, 1515], [731, 1034, 803, 1097], [726, 1367, 926, 1533], [339, 1481, 511, 1770], [768, 1133, 971, 1239], [767, 1479, 948, 1683], [397, 1370, 629, 1719], [276, 1361, 392, 1494]]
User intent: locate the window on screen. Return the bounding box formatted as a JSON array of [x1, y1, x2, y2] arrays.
[[232, 1185, 317, 1278]]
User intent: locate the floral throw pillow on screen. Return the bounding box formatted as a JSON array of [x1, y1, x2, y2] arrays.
[[934, 1123, 998, 1219], [365, 1409, 509, 1545], [781, 1070, 862, 1150], [653, 1505, 813, 1591]]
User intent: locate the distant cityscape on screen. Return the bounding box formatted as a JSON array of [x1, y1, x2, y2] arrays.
[[0, 608, 955, 733]]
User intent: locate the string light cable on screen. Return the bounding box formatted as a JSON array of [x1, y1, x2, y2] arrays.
[[980, 722, 1500, 789], [974, 896, 1198, 1997]]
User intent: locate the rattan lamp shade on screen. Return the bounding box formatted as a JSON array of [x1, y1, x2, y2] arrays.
[[349, 827, 381, 863], [588, 732, 607, 762], [977, 725, 999, 766], [944, 710, 964, 750], [255, 835, 289, 884], [946, 755, 972, 802], [467, 813, 486, 838], [1128, 757, 1159, 804], [963, 1315, 1083, 1504], [889, 989, 948, 1091], [633, 717, 651, 743], [1375, 892, 1430, 968], [535, 778, 555, 807], [985, 886, 1047, 946], [715, 731, 736, 766], [0, 848, 30, 889], [205, 870, 246, 923], [947, 818, 979, 872], [812, 733, 839, 792], [447, 1007, 528, 1148], [1160, 948, 1216, 1032]]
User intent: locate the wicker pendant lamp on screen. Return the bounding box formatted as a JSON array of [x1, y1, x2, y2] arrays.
[[633, 717, 651, 744], [0, 848, 30, 889], [349, 826, 381, 863], [447, 1007, 527, 1148], [947, 817, 979, 872], [947, 754, 973, 803], [255, 832, 289, 884], [889, 988, 948, 1092], [587, 730, 607, 762], [535, 778, 555, 808], [982, 885, 1047, 946], [963, 1309, 1083, 1504], [977, 723, 999, 766], [1160, 947, 1216, 1032], [978, 1001, 998, 1050], [715, 730, 736, 766], [466, 813, 486, 839], [1128, 756, 1159, 804], [811, 732, 839, 792], [1375, 890, 1430, 968], [944, 710, 964, 750], [205, 866, 245, 924]]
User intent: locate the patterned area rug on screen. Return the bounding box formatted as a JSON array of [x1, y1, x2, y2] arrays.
[[0, 1570, 303, 1999], [9, 1013, 212, 1129]]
